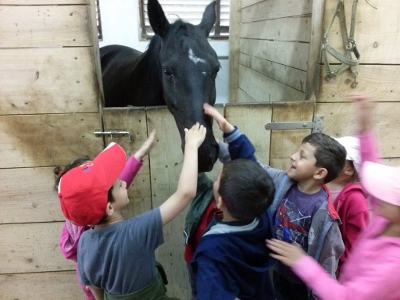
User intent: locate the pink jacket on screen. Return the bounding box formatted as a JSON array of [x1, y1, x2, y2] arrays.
[[292, 131, 400, 300], [60, 155, 143, 260]]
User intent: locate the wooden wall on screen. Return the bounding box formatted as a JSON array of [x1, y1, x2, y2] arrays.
[[0, 0, 104, 299], [229, 0, 314, 103], [317, 0, 400, 163], [229, 0, 400, 165]]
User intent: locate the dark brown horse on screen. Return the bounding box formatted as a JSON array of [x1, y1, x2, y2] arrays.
[[100, 0, 220, 172]]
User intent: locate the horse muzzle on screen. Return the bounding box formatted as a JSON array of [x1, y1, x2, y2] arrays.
[[198, 135, 219, 173]]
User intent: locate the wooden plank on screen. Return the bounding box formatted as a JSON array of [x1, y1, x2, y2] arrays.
[[241, 0, 264, 9], [270, 101, 314, 169], [228, 0, 241, 103], [240, 53, 307, 92], [0, 222, 75, 273], [145, 105, 225, 299], [323, 0, 400, 64], [0, 0, 86, 4], [0, 113, 103, 168], [0, 271, 83, 300], [0, 5, 91, 48], [316, 102, 400, 158], [145, 107, 189, 299], [304, 0, 325, 101], [240, 39, 310, 71], [0, 167, 66, 224], [318, 65, 400, 103], [0, 48, 98, 115], [103, 108, 152, 219], [238, 64, 305, 102], [241, 0, 312, 23], [225, 104, 272, 164], [237, 88, 258, 103], [240, 16, 311, 42]]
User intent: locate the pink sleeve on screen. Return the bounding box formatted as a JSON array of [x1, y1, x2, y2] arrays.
[[359, 131, 380, 165], [60, 220, 88, 262], [292, 255, 400, 300], [359, 131, 381, 211], [119, 155, 143, 187]]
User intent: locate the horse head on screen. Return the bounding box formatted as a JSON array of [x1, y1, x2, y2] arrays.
[[148, 0, 220, 173]]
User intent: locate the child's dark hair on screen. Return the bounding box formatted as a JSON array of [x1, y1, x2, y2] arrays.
[[302, 133, 347, 183], [218, 159, 275, 221], [53, 156, 91, 191], [54, 156, 116, 204]]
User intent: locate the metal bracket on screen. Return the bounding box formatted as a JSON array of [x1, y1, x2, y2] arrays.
[[94, 129, 132, 142], [265, 116, 324, 133]]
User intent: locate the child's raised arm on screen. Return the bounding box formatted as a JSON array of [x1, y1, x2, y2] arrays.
[[159, 123, 206, 225], [119, 130, 157, 187]]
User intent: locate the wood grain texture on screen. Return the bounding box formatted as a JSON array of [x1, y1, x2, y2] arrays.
[[269, 101, 314, 169], [241, 0, 312, 23], [323, 0, 400, 64], [103, 108, 152, 219], [0, 113, 103, 168], [0, 222, 75, 273], [238, 64, 305, 102], [0, 271, 83, 300], [0, 48, 98, 115], [318, 65, 400, 103], [0, 5, 91, 48], [0, 167, 64, 224], [316, 102, 400, 158]]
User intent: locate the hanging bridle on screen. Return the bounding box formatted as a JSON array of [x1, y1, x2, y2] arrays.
[[321, 0, 377, 87]]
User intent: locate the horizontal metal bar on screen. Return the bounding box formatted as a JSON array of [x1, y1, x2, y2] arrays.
[[94, 130, 131, 142], [265, 122, 314, 130]]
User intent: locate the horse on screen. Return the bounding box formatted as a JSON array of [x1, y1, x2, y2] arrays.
[[100, 0, 220, 173]]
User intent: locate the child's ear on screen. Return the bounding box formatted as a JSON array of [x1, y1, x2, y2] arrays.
[[314, 167, 328, 181], [343, 164, 355, 177], [216, 196, 225, 210], [105, 202, 114, 216]]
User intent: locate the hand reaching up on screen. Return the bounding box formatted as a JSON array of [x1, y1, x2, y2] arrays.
[[134, 129, 157, 161], [184, 123, 206, 149], [203, 103, 235, 134], [348, 93, 374, 134]]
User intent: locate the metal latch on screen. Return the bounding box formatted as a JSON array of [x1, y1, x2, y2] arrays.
[[265, 116, 324, 133], [94, 129, 132, 142]]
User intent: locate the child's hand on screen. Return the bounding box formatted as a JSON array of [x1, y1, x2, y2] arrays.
[[348, 93, 374, 133], [184, 123, 206, 149], [134, 129, 157, 160], [203, 103, 235, 134], [266, 239, 306, 267]]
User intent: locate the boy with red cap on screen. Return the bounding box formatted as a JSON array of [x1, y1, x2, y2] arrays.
[[58, 124, 206, 299], [267, 94, 400, 300]]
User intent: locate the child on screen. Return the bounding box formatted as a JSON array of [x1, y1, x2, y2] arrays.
[[184, 104, 265, 299], [209, 115, 346, 299], [327, 136, 369, 276], [57, 124, 205, 299], [54, 156, 95, 300], [191, 158, 276, 300], [266, 93, 400, 300], [55, 131, 158, 300]]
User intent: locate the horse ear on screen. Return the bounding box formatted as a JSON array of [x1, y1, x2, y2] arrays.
[[148, 0, 170, 38], [199, 1, 216, 36]]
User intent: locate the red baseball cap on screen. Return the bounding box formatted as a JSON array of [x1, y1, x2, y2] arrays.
[[58, 143, 126, 226]]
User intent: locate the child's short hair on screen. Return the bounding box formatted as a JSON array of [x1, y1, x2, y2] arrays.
[[218, 159, 275, 221], [302, 133, 346, 183]]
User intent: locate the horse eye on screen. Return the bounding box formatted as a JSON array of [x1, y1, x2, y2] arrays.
[[163, 68, 174, 77], [211, 66, 220, 78]]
